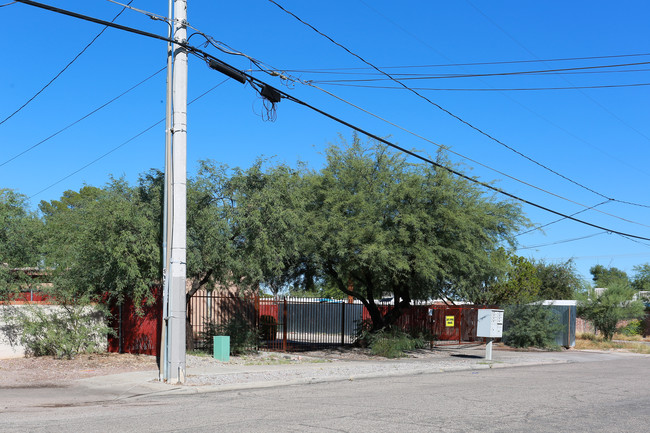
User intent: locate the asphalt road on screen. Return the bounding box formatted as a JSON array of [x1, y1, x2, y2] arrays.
[[2, 355, 649, 432]]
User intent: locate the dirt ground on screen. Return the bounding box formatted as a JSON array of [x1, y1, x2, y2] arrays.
[[0, 353, 158, 387], [0, 346, 456, 387]]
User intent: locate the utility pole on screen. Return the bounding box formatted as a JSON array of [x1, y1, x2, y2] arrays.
[[165, 0, 188, 384], [159, 0, 174, 383]]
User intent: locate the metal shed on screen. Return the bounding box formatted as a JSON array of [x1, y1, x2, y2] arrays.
[[540, 300, 577, 348]]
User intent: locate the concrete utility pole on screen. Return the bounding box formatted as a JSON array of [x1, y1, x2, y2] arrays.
[[165, 0, 188, 384], [159, 0, 174, 383]]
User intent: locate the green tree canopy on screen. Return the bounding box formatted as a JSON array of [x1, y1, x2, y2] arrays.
[[631, 263, 650, 295], [0, 189, 44, 300], [535, 259, 584, 300], [40, 178, 160, 309], [298, 136, 526, 330], [590, 265, 629, 288], [578, 281, 645, 340]]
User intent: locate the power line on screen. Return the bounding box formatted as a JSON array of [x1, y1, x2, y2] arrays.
[[466, 0, 650, 149], [16, 0, 650, 241], [0, 68, 165, 168], [304, 83, 650, 227], [266, 0, 650, 208], [316, 81, 650, 92], [516, 200, 611, 237], [356, 1, 650, 181], [264, 66, 650, 77], [276, 84, 650, 241], [0, 0, 134, 126], [276, 52, 650, 71], [100, 1, 650, 215], [518, 231, 609, 250], [308, 61, 650, 82], [29, 79, 230, 199]]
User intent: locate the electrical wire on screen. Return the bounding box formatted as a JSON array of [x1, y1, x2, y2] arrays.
[[516, 200, 611, 237], [0, 68, 165, 168], [0, 1, 17, 6], [0, 0, 134, 127], [15, 0, 650, 241], [29, 79, 230, 199], [315, 81, 650, 92], [518, 232, 609, 250], [303, 82, 650, 225], [266, 0, 649, 207], [308, 61, 650, 82], [99, 1, 650, 212], [276, 86, 650, 241], [466, 0, 650, 150], [356, 1, 650, 181], [259, 66, 650, 77], [105, 0, 283, 80], [276, 52, 650, 71]]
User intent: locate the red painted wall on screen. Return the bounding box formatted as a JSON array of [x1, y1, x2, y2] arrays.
[[108, 287, 162, 356]]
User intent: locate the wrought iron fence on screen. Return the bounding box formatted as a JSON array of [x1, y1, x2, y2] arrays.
[[188, 293, 491, 352]]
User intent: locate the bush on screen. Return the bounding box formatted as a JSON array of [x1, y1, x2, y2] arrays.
[[259, 314, 277, 341], [199, 312, 259, 355], [502, 304, 563, 349], [618, 320, 643, 337], [1, 303, 111, 359], [359, 327, 427, 358], [578, 283, 645, 341]]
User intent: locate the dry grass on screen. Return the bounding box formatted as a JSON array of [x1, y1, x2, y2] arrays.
[[575, 333, 650, 354], [612, 333, 650, 342]]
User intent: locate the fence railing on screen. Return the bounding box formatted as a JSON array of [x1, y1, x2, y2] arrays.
[[188, 293, 490, 351]]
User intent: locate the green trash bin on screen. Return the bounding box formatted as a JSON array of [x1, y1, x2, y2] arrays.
[[213, 336, 230, 362]]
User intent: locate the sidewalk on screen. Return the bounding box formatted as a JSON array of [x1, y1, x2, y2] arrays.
[[3, 346, 645, 412]]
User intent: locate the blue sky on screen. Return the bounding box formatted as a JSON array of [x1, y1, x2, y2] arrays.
[[2, 0, 650, 282]]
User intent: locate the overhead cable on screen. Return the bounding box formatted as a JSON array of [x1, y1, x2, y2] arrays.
[[315, 81, 650, 92], [304, 83, 650, 224], [518, 232, 609, 250], [15, 0, 650, 241], [308, 60, 650, 82], [0, 68, 165, 168], [29, 79, 229, 199], [266, 0, 643, 206], [0, 0, 134, 126], [466, 0, 650, 149], [276, 51, 650, 71], [516, 200, 611, 237]]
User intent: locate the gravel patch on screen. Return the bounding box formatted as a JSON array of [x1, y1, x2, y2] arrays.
[[183, 347, 483, 387]]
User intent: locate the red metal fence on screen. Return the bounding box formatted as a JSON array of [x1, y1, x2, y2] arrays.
[[188, 294, 491, 351]]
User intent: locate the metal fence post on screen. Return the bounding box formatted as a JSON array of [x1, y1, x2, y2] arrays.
[[341, 301, 345, 346], [283, 298, 288, 352]]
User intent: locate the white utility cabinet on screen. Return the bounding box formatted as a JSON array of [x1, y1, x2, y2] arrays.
[[476, 309, 504, 338]]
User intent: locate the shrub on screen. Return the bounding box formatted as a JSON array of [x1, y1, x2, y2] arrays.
[[618, 320, 643, 337], [502, 304, 563, 349], [259, 314, 278, 341], [1, 303, 112, 359], [200, 313, 259, 355], [578, 283, 645, 340], [360, 327, 427, 358]]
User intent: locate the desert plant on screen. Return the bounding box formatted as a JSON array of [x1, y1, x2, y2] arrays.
[[618, 319, 643, 337], [502, 303, 563, 349], [361, 327, 427, 358], [578, 283, 645, 340], [200, 313, 259, 355], [1, 301, 112, 359], [259, 314, 278, 341]]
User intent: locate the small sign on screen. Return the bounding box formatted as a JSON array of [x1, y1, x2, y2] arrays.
[[445, 316, 455, 327]]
